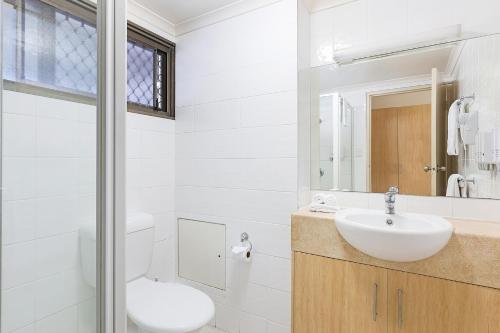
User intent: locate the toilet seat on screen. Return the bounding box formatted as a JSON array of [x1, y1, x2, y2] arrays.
[[127, 278, 214, 333]]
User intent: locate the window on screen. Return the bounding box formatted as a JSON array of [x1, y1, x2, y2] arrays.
[[127, 23, 175, 118], [3, 0, 98, 95], [2, 0, 176, 118]]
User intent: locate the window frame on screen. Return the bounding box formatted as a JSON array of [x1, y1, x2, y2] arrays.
[[2, 0, 176, 119], [127, 22, 176, 119]]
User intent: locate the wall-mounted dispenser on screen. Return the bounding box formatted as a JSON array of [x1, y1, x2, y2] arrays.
[[477, 130, 500, 171], [495, 128, 500, 168]]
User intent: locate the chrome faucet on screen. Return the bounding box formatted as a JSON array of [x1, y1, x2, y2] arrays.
[[385, 186, 399, 215]]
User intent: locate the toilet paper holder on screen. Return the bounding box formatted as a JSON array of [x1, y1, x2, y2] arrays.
[[240, 232, 253, 252], [231, 232, 253, 260]]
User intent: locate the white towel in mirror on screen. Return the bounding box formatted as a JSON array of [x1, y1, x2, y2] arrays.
[[447, 100, 462, 156]]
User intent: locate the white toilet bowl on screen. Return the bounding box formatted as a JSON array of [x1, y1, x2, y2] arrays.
[[127, 278, 214, 333], [79, 213, 214, 333]]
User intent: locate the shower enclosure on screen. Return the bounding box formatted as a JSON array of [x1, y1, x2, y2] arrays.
[[0, 0, 126, 332], [317, 93, 354, 191]]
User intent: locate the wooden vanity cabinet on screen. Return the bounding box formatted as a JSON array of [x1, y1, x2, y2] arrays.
[[293, 252, 387, 333], [293, 252, 500, 333], [388, 270, 500, 333]]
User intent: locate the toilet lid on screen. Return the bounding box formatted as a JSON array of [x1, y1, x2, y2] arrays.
[[127, 278, 215, 333]]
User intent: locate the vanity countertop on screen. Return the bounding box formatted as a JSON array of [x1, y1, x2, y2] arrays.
[[292, 209, 500, 289]]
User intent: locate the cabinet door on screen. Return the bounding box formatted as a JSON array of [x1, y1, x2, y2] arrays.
[[293, 252, 387, 333], [388, 270, 499, 333], [489, 288, 500, 333]]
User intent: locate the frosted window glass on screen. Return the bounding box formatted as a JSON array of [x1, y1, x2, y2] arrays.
[[1, 0, 167, 111], [2, 0, 97, 95], [2, 3, 17, 81]]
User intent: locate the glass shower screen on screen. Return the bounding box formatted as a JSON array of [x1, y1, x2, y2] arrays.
[[0, 0, 126, 332]]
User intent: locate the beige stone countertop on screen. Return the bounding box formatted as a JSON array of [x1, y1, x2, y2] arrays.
[[292, 208, 500, 290]]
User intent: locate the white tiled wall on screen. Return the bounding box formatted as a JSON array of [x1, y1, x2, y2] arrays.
[[126, 112, 176, 283], [1, 91, 96, 333], [309, 0, 500, 67], [298, 0, 312, 207], [175, 0, 297, 331]]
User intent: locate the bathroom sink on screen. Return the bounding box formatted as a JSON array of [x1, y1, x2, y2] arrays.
[[335, 208, 453, 262]]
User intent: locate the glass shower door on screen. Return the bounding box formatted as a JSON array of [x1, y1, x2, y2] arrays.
[[0, 0, 101, 332]]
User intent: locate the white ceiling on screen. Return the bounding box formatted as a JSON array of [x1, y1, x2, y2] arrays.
[[134, 0, 242, 24]]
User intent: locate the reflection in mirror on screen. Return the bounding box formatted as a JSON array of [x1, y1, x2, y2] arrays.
[[311, 33, 500, 199]]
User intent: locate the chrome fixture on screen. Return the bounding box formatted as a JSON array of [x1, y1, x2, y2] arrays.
[[458, 176, 475, 187], [384, 186, 399, 215], [436, 165, 447, 172], [424, 165, 447, 173], [240, 232, 253, 253], [423, 165, 434, 172], [457, 93, 475, 107]]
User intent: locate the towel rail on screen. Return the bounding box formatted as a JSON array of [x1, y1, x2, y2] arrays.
[[457, 93, 475, 106], [458, 177, 475, 187]]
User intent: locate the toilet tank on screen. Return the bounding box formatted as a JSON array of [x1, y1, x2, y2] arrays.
[[79, 212, 155, 287], [126, 213, 155, 281]]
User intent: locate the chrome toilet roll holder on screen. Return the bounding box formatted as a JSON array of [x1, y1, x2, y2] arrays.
[[240, 232, 253, 252]]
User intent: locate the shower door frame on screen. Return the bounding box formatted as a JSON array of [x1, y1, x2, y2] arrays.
[[0, 0, 128, 331], [97, 0, 127, 331]]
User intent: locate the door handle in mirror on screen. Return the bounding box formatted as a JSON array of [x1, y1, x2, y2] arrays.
[[436, 166, 447, 172], [423, 165, 434, 172]]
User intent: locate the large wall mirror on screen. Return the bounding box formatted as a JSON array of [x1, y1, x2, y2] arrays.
[[310, 32, 500, 199]]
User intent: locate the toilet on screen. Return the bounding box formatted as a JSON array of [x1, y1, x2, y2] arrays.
[[79, 213, 215, 333]]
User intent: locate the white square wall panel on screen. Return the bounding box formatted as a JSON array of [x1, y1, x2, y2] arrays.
[[178, 219, 226, 289]]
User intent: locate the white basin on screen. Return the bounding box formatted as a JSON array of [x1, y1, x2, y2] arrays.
[[335, 208, 453, 262]]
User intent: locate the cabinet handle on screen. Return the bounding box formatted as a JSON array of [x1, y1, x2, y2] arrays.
[[397, 288, 403, 329], [372, 283, 378, 321]]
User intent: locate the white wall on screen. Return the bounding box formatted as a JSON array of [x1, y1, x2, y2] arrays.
[[1, 91, 96, 333], [309, 0, 500, 67], [126, 113, 176, 283], [175, 0, 298, 331], [298, 0, 312, 206]]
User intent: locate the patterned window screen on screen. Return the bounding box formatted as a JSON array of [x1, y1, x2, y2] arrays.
[[2, 0, 97, 95], [127, 40, 169, 113], [54, 10, 98, 94], [127, 40, 154, 107], [2, 0, 175, 117]]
